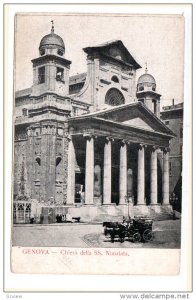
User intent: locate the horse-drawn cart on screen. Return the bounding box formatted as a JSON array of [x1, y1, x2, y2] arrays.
[[103, 217, 153, 243]]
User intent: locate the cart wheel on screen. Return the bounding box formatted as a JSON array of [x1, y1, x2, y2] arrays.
[[110, 233, 115, 243], [127, 230, 134, 241], [143, 229, 153, 242], [119, 234, 125, 243], [119, 232, 125, 243], [132, 232, 141, 243]]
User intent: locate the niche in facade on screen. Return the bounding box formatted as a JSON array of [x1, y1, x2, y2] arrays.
[[36, 157, 41, 166], [56, 157, 62, 166]]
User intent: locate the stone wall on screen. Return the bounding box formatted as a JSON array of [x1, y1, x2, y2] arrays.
[[14, 140, 28, 198], [74, 55, 136, 110], [14, 121, 70, 205]]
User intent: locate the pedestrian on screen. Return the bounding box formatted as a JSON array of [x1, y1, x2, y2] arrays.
[[56, 214, 59, 223], [59, 214, 62, 223]]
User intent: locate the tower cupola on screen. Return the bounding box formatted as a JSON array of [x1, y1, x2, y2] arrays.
[[137, 64, 156, 93], [31, 21, 71, 97], [39, 21, 65, 57], [136, 64, 161, 118]]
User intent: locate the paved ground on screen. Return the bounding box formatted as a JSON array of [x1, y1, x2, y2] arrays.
[[12, 219, 181, 248]]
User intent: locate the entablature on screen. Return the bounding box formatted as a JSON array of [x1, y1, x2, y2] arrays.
[[68, 119, 170, 148]]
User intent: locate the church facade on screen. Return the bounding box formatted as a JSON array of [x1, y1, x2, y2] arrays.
[[13, 25, 175, 223]]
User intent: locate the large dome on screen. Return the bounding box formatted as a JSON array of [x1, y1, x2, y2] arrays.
[[137, 73, 156, 85], [39, 33, 65, 50]]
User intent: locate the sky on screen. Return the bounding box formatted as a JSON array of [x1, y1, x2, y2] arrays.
[[15, 13, 184, 107]]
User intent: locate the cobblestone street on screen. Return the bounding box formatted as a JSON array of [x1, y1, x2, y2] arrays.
[[12, 219, 181, 248]]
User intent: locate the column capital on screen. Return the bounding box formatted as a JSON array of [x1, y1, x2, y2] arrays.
[[151, 145, 159, 152], [120, 139, 129, 146], [83, 133, 95, 141], [66, 134, 72, 141], [138, 143, 147, 150], [105, 136, 114, 143], [162, 147, 170, 154]]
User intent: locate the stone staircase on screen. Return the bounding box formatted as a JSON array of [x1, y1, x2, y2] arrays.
[[89, 204, 178, 223], [65, 203, 180, 223]]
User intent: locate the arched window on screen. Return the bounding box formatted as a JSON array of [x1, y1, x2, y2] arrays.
[[56, 67, 64, 82], [105, 88, 125, 106], [40, 49, 45, 56], [57, 49, 63, 56], [38, 66, 45, 84], [111, 75, 119, 83], [139, 86, 144, 91]]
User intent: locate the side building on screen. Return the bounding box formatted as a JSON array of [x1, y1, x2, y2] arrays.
[[13, 25, 175, 223], [160, 101, 183, 212]]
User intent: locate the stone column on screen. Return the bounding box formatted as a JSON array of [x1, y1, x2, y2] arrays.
[[67, 136, 76, 205], [162, 148, 170, 205], [94, 164, 102, 197], [137, 144, 145, 205], [85, 135, 94, 204], [103, 137, 112, 204], [119, 140, 127, 204], [150, 147, 158, 204]]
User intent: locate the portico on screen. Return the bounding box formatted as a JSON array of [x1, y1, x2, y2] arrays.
[[67, 102, 173, 215]]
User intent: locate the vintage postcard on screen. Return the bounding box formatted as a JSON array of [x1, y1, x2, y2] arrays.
[[9, 10, 189, 279]]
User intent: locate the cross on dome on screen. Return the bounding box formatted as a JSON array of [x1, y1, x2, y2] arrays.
[[145, 62, 148, 74]]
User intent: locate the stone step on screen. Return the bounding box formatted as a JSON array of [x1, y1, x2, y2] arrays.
[[90, 204, 176, 222]]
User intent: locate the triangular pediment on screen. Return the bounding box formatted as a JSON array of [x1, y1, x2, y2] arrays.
[[83, 40, 141, 70], [82, 102, 175, 136], [122, 117, 154, 131], [103, 45, 127, 63]]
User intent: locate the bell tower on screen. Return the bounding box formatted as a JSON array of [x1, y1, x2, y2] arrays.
[[31, 21, 71, 97], [136, 64, 161, 118]]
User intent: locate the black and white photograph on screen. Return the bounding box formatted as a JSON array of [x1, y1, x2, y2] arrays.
[[10, 10, 188, 276]]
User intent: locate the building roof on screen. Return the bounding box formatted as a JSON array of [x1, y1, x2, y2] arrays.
[[83, 40, 141, 70], [69, 72, 87, 85], [160, 103, 183, 119], [39, 33, 65, 50], [15, 88, 32, 98], [162, 102, 183, 111], [69, 101, 176, 138]]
